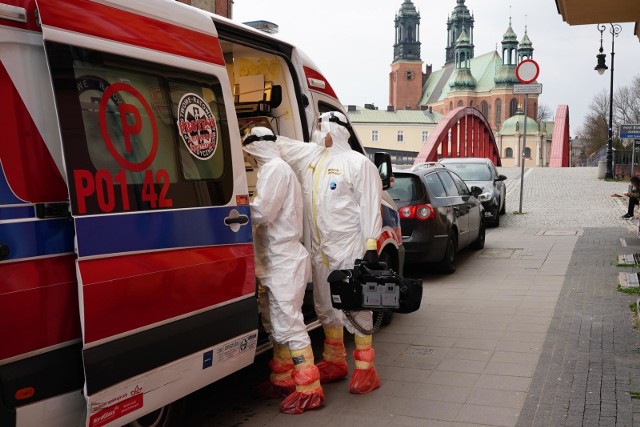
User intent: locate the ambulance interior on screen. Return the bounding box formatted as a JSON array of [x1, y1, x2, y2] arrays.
[[220, 40, 302, 199], [220, 39, 321, 345]]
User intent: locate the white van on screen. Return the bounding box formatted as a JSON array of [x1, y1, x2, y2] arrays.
[[0, 1, 403, 426]]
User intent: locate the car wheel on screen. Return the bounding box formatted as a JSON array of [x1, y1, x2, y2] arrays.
[[471, 221, 486, 250], [499, 197, 506, 215], [126, 400, 185, 427], [439, 230, 457, 274]]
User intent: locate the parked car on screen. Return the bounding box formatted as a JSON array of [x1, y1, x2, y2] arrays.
[[438, 157, 507, 227], [388, 163, 485, 273]]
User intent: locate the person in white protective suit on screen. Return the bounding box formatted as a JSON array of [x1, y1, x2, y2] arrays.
[[242, 127, 324, 414], [276, 111, 383, 394]]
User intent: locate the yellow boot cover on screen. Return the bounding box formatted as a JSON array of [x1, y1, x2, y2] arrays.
[[253, 343, 295, 399], [349, 335, 381, 394], [279, 346, 325, 414], [316, 326, 348, 383]]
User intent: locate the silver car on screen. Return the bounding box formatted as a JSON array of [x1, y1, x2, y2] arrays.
[[437, 157, 507, 227]]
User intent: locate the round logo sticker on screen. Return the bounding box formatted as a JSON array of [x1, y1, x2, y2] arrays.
[[177, 93, 218, 160]]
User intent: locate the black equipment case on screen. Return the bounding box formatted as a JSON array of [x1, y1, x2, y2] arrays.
[[328, 260, 422, 314]]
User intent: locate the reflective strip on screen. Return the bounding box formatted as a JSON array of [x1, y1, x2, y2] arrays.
[[310, 151, 330, 267]]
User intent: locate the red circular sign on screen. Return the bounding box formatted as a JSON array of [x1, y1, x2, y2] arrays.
[[515, 59, 540, 84], [99, 82, 158, 172]]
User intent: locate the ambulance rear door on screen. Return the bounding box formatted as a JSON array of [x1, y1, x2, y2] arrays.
[[36, 1, 257, 425]]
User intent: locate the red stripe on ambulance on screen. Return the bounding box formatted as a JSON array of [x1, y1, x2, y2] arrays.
[[0, 61, 67, 202], [36, 0, 225, 66], [80, 245, 255, 343], [0, 255, 79, 361]]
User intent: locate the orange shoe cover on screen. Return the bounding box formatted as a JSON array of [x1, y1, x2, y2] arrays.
[[316, 335, 348, 383], [349, 347, 381, 394], [316, 358, 349, 383], [279, 365, 325, 414], [253, 345, 295, 399]]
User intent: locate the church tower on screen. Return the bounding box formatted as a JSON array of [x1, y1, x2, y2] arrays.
[[445, 0, 474, 65], [517, 26, 534, 61], [495, 18, 520, 86], [389, 0, 425, 110]]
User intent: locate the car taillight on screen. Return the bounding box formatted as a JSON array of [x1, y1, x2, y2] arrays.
[[399, 204, 435, 220]]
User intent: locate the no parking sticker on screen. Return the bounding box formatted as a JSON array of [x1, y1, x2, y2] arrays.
[[177, 93, 218, 160]]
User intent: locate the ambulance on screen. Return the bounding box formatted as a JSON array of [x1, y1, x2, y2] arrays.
[[0, 1, 403, 426]]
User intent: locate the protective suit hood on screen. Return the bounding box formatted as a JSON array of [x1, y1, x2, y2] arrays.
[[242, 127, 279, 167], [314, 111, 352, 154]]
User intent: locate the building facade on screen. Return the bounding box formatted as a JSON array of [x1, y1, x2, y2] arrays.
[[346, 105, 441, 165], [496, 112, 553, 167], [176, 0, 232, 18]]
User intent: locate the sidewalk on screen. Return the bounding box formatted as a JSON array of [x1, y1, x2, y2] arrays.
[[185, 167, 640, 426]]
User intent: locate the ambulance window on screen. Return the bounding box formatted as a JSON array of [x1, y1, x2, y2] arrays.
[[46, 43, 234, 216]]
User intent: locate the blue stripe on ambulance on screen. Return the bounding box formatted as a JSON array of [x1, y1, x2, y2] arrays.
[[0, 206, 35, 220], [0, 218, 74, 261], [75, 206, 252, 258], [0, 169, 22, 204]]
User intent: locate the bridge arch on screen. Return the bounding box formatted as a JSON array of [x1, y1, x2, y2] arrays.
[[414, 106, 501, 166], [549, 105, 570, 167]]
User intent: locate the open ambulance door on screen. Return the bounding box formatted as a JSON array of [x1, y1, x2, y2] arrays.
[[36, 1, 257, 425]]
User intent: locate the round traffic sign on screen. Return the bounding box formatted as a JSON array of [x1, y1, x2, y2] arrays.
[[515, 59, 540, 84]]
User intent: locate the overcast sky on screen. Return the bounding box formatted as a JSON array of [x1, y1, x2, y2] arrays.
[[233, 0, 640, 136]]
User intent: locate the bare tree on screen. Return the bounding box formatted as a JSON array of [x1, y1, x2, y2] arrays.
[[614, 75, 640, 126], [577, 89, 610, 156], [537, 104, 553, 123]]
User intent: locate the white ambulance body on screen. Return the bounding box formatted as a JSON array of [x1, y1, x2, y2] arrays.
[[0, 1, 403, 426]]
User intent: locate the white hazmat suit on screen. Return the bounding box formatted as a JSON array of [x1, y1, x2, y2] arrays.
[[242, 127, 324, 413], [277, 112, 383, 394]]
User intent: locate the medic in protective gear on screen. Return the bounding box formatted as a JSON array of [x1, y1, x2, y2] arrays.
[[276, 112, 383, 394], [242, 127, 325, 414]]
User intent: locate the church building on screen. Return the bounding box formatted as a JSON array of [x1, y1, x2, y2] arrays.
[[389, 0, 540, 133]]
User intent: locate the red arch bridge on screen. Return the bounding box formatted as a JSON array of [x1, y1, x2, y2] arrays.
[[413, 106, 570, 167]]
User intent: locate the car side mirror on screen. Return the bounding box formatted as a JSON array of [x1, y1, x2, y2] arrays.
[[470, 186, 483, 198], [374, 152, 393, 190], [496, 174, 507, 181]]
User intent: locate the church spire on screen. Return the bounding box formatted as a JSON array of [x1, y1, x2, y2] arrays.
[[445, 0, 474, 65], [393, 0, 421, 62], [518, 24, 534, 61]]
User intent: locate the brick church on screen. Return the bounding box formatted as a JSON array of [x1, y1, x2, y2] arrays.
[[389, 0, 539, 132]]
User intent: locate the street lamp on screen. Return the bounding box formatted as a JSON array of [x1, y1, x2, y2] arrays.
[[595, 23, 622, 179]]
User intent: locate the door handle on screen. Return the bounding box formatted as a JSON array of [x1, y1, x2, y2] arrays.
[[224, 209, 250, 233], [224, 216, 249, 225]]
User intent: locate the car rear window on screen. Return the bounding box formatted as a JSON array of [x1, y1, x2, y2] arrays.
[[443, 163, 492, 181], [389, 175, 424, 202]]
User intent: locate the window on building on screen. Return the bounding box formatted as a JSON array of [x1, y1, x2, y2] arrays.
[[449, 101, 453, 111], [457, 100, 464, 107], [495, 99, 502, 129], [397, 130, 404, 143], [421, 131, 429, 143], [524, 147, 532, 158], [505, 147, 513, 158], [509, 98, 518, 117], [481, 101, 489, 119], [371, 130, 379, 142]]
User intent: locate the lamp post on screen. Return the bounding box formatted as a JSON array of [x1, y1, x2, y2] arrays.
[[595, 23, 622, 179]]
